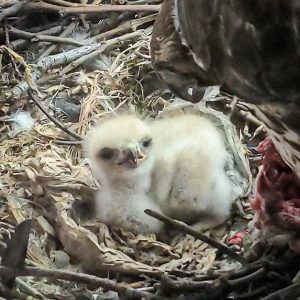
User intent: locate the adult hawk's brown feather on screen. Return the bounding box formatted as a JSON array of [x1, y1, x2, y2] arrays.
[[151, 0, 300, 241], [151, 0, 300, 177]]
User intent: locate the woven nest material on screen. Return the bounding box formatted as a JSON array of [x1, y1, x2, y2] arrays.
[[0, 1, 299, 299]]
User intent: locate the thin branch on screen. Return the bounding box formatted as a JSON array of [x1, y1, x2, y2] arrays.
[[28, 90, 83, 141], [8, 26, 85, 47], [0, 0, 19, 9], [39, 22, 77, 58], [91, 14, 156, 42], [145, 209, 248, 266], [9, 25, 63, 51], [0, 282, 29, 300], [236, 109, 264, 128], [54, 139, 83, 145], [160, 275, 213, 291], [59, 29, 143, 75], [44, 0, 85, 7], [234, 285, 275, 300], [260, 282, 300, 300], [0, 266, 165, 300], [25, 2, 161, 15], [160, 269, 267, 292], [3, 23, 22, 79], [0, 0, 31, 22], [228, 268, 266, 287], [227, 263, 261, 279], [6, 43, 100, 99], [15, 278, 45, 299], [6, 29, 142, 99]]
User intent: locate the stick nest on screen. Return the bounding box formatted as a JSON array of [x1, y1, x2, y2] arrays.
[[0, 1, 299, 299]]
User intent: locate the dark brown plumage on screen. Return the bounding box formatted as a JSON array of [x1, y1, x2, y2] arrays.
[[151, 0, 300, 176], [151, 0, 300, 243], [150, 0, 219, 102]]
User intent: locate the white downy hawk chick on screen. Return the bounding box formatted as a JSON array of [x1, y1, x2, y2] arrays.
[[148, 114, 234, 232], [85, 114, 234, 234], [85, 115, 163, 234]]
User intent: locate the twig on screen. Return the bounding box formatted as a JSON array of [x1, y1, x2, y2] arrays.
[[54, 139, 83, 145], [0, 266, 164, 300], [39, 22, 77, 58], [9, 25, 63, 51], [260, 282, 300, 300], [8, 26, 85, 47], [91, 11, 134, 36], [27, 90, 83, 141], [0, 0, 31, 22], [228, 268, 266, 287], [91, 14, 156, 42], [22, 21, 63, 33], [6, 43, 100, 99], [45, 0, 85, 7], [236, 109, 264, 127], [6, 29, 142, 99], [60, 29, 143, 75], [33, 43, 100, 72], [25, 2, 161, 15], [15, 278, 45, 299], [226, 263, 261, 279], [145, 209, 248, 266], [159, 257, 298, 298], [5, 30, 143, 99], [0, 0, 19, 9], [130, 0, 162, 2], [0, 282, 28, 300], [160, 268, 267, 292], [3, 22, 21, 78], [160, 275, 213, 291], [268, 271, 292, 285], [3, 22, 9, 44], [235, 285, 275, 300]]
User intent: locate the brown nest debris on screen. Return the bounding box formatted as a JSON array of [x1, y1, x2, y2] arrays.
[[0, 1, 299, 299]]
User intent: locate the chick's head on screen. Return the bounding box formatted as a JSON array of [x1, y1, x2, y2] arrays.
[[85, 115, 154, 177]]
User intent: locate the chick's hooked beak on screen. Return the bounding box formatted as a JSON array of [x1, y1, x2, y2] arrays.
[[119, 142, 147, 168]]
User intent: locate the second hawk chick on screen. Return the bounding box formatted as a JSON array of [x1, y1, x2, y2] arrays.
[[149, 114, 234, 232], [85, 114, 234, 234]]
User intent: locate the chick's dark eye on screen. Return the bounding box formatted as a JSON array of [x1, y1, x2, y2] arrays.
[[142, 139, 152, 148], [98, 148, 114, 160]]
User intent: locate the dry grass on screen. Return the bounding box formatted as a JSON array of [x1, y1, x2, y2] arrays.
[[0, 1, 282, 299]]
